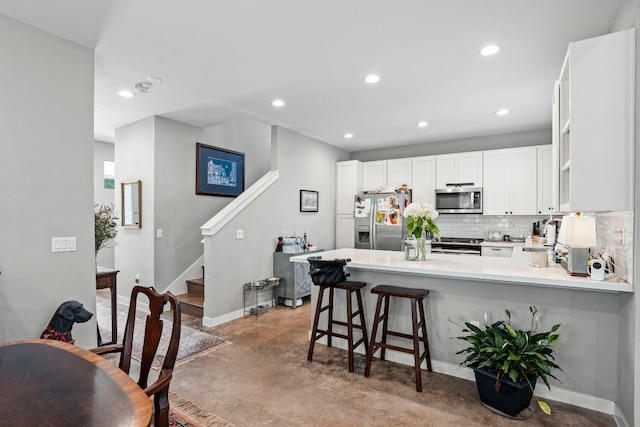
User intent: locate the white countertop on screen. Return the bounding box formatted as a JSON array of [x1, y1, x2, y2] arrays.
[[291, 248, 632, 293]]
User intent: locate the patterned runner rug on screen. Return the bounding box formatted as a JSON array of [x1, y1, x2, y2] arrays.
[[169, 392, 235, 427], [96, 294, 231, 369]]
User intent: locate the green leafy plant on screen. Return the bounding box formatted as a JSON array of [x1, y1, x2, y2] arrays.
[[403, 202, 440, 240], [452, 306, 561, 415], [95, 203, 118, 256]]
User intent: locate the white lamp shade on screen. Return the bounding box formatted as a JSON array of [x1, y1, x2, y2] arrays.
[[557, 215, 597, 247]]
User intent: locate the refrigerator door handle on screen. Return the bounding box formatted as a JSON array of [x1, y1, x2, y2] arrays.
[[370, 198, 377, 250]]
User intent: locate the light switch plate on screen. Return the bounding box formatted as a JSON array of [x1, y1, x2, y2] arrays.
[[236, 229, 244, 239], [52, 237, 76, 253]]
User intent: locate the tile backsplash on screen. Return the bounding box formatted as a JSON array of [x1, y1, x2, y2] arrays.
[[435, 214, 551, 240], [435, 211, 633, 284], [594, 211, 633, 284]]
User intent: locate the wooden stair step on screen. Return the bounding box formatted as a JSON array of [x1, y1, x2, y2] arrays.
[[176, 292, 204, 318], [186, 277, 204, 297]]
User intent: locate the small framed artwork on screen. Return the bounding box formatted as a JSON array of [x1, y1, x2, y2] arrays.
[[196, 143, 245, 197], [300, 190, 319, 212]]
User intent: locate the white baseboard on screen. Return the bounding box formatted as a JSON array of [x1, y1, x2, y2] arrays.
[[614, 403, 631, 427], [311, 338, 617, 416], [203, 308, 245, 327]]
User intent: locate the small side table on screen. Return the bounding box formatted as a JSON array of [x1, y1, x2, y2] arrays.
[[243, 278, 281, 317], [96, 267, 119, 346]]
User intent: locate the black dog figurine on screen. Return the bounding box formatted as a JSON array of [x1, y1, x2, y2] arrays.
[[40, 300, 93, 345]]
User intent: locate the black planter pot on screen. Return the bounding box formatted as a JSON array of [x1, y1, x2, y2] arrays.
[[474, 368, 537, 417]]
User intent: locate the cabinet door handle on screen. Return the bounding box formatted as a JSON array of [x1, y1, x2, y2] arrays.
[[491, 248, 501, 251]]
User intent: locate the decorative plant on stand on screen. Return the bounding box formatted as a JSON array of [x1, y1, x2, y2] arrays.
[[94, 204, 119, 262], [403, 203, 440, 260], [452, 306, 562, 417]]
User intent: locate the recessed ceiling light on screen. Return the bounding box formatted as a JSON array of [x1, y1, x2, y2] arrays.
[[272, 99, 285, 107], [417, 121, 429, 128], [364, 74, 380, 84], [480, 45, 500, 56], [344, 133, 354, 139], [496, 109, 510, 116], [117, 90, 135, 98]]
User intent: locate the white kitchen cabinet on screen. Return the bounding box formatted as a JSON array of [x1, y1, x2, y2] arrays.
[[336, 160, 362, 215], [386, 158, 412, 188], [537, 145, 558, 214], [363, 158, 412, 192], [555, 28, 635, 212], [435, 151, 483, 189], [362, 161, 387, 192], [335, 215, 355, 248], [481, 246, 513, 257], [483, 147, 537, 215], [411, 156, 436, 205]]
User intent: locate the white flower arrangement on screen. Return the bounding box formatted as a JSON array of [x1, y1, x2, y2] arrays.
[[403, 202, 440, 240]]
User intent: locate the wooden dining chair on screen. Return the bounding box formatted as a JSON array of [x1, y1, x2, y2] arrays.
[[91, 285, 181, 427]]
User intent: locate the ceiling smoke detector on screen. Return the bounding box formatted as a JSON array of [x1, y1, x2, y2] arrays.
[[133, 81, 153, 94]]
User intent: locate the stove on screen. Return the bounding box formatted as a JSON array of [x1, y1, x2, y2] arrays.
[[431, 237, 484, 255]]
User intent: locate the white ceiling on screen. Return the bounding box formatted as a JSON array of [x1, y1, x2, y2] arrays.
[[0, 1, 623, 152]]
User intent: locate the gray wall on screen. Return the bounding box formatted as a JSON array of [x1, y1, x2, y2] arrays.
[[205, 126, 350, 320], [114, 117, 157, 299], [344, 269, 620, 400], [352, 128, 551, 162], [0, 15, 96, 347], [153, 117, 206, 291], [94, 140, 115, 268], [114, 117, 273, 298], [610, 0, 640, 424], [153, 117, 272, 291]]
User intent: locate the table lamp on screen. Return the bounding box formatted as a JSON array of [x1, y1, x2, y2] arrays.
[[557, 212, 597, 276]]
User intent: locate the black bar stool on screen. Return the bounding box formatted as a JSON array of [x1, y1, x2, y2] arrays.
[[364, 285, 432, 391], [307, 258, 369, 373]]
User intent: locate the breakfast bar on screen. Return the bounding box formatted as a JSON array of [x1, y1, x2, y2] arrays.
[[291, 248, 632, 410]]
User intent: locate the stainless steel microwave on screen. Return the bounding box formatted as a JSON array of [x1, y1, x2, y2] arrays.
[[435, 187, 482, 214]]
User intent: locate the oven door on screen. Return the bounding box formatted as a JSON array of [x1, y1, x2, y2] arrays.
[[431, 243, 481, 255]]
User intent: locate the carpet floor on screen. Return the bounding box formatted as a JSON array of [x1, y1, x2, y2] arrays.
[[167, 302, 617, 427]]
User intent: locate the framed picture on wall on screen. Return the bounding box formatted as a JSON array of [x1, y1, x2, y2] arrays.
[[196, 143, 245, 197], [300, 190, 319, 212]]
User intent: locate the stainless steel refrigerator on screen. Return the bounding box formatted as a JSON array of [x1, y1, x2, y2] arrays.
[[354, 192, 411, 251]]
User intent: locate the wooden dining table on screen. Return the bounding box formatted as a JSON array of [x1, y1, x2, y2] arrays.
[[0, 339, 152, 427]]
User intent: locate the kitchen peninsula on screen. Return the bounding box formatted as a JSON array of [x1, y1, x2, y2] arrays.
[[291, 248, 632, 412]]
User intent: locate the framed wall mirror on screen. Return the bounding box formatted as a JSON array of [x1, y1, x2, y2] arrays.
[[121, 180, 142, 228]]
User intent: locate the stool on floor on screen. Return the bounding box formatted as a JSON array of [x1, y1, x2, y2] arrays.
[[307, 258, 369, 373], [364, 285, 432, 391]]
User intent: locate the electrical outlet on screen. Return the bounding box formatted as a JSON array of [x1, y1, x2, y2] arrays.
[[156, 229, 163, 238], [236, 229, 244, 239], [135, 274, 140, 284]]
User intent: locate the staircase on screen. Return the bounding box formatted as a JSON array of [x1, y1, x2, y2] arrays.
[[176, 276, 204, 318]]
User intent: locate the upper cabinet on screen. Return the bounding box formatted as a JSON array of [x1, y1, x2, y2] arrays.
[[362, 158, 412, 191], [555, 28, 635, 212], [483, 147, 537, 216], [435, 151, 483, 189], [537, 145, 558, 214], [411, 156, 436, 206], [386, 158, 412, 188], [362, 160, 387, 192], [336, 160, 362, 215]]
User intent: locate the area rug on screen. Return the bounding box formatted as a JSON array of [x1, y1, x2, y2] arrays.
[[96, 295, 231, 369], [169, 392, 235, 427]]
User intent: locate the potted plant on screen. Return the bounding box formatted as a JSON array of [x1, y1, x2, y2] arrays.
[[403, 202, 440, 260], [452, 306, 561, 417], [94, 203, 118, 259]]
